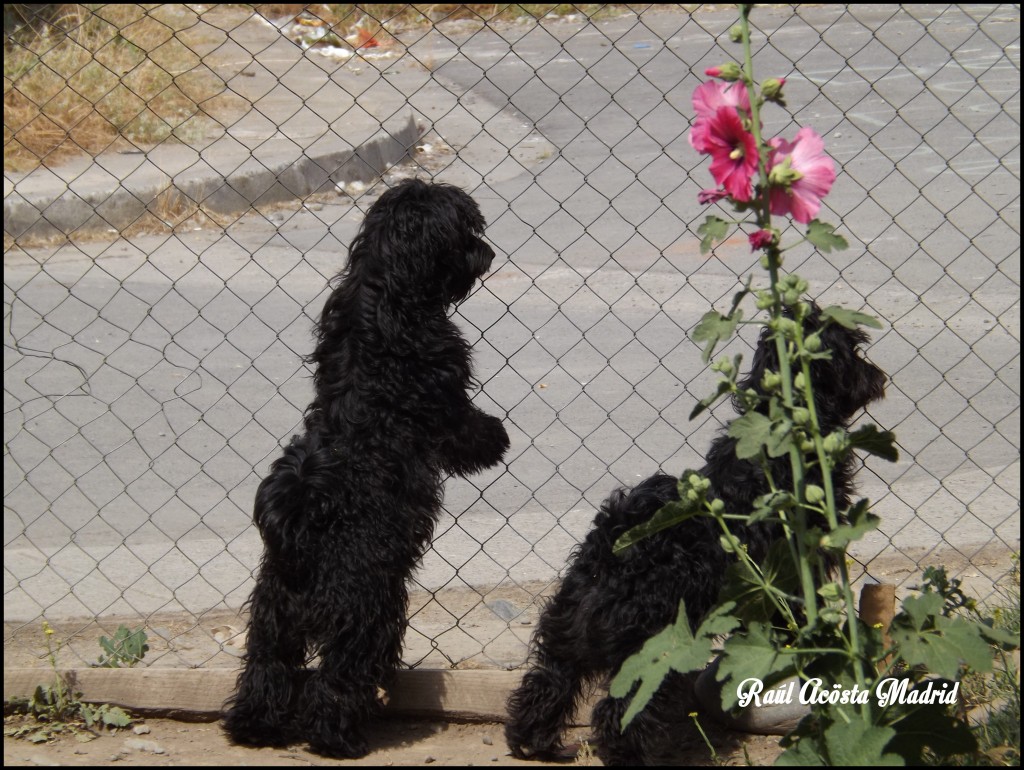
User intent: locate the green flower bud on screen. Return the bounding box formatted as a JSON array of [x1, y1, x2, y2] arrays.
[[712, 357, 735, 376], [805, 484, 825, 504], [705, 62, 743, 82], [761, 77, 787, 101], [823, 431, 853, 458], [761, 371, 782, 392], [805, 332, 822, 352], [729, 25, 743, 43]]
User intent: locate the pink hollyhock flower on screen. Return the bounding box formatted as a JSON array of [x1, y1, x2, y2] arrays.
[[703, 107, 759, 202], [690, 80, 751, 153], [767, 127, 836, 223], [748, 229, 774, 251]]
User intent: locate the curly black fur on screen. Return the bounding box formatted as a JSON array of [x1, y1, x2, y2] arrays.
[[505, 308, 886, 765], [223, 179, 510, 759]]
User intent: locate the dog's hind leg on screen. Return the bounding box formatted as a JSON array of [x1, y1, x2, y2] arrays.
[[591, 671, 700, 766], [505, 587, 596, 761], [301, 579, 407, 759], [223, 567, 306, 746]]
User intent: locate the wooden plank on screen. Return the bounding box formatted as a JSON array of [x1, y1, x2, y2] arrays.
[[3, 668, 527, 721]]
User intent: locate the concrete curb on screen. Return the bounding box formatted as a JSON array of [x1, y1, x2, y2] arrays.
[[3, 114, 425, 241]]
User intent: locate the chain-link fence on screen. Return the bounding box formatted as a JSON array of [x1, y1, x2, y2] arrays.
[[4, 4, 1020, 672]]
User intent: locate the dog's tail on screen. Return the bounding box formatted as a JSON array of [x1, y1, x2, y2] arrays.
[[254, 435, 340, 558]]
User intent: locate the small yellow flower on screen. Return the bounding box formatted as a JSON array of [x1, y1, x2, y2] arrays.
[[688, 712, 699, 718]]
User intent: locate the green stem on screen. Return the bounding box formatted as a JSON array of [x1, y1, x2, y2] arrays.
[[738, 3, 819, 629], [795, 326, 872, 703]]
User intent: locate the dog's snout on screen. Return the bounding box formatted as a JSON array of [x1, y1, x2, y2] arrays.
[[476, 239, 497, 275]]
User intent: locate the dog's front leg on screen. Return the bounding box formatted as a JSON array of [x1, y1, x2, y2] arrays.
[[439, 405, 509, 476]]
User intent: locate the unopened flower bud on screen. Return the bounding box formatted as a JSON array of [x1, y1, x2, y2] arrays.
[[729, 25, 743, 43], [761, 371, 782, 392], [712, 357, 735, 376], [805, 332, 822, 352], [705, 62, 742, 82], [823, 431, 848, 454], [805, 485, 825, 504], [761, 77, 786, 102]]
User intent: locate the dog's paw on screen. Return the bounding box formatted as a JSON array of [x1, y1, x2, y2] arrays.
[[222, 712, 297, 748], [483, 413, 510, 456], [307, 730, 369, 759]]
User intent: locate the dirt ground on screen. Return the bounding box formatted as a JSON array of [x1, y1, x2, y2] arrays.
[[3, 713, 785, 767]]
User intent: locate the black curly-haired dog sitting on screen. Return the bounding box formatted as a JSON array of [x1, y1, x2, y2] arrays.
[[505, 307, 886, 765], [223, 179, 510, 759]]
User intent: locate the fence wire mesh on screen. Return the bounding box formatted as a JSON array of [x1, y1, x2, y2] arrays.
[[4, 4, 1020, 671]]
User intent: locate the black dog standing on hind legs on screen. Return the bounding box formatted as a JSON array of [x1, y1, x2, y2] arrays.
[[505, 305, 886, 765], [223, 179, 510, 759]]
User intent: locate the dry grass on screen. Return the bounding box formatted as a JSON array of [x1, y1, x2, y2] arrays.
[[4, 4, 224, 173]]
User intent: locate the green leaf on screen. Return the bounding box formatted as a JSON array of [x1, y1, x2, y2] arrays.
[[848, 424, 899, 462], [776, 736, 827, 765], [822, 498, 880, 549], [820, 304, 882, 330], [883, 698, 978, 763], [719, 539, 800, 626], [766, 417, 795, 458], [97, 625, 149, 668], [727, 275, 753, 316], [805, 220, 849, 253], [817, 582, 843, 602], [610, 601, 740, 729], [613, 498, 698, 554], [824, 720, 903, 765], [890, 609, 997, 679], [613, 472, 709, 554], [898, 592, 944, 630], [698, 215, 730, 255], [715, 622, 795, 710], [692, 309, 742, 363], [727, 411, 773, 459], [750, 490, 797, 523], [99, 705, 132, 728], [689, 375, 735, 420], [975, 620, 1020, 649]]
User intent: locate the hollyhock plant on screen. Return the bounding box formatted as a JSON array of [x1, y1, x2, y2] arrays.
[[611, 9, 1013, 770], [767, 127, 837, 224]]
